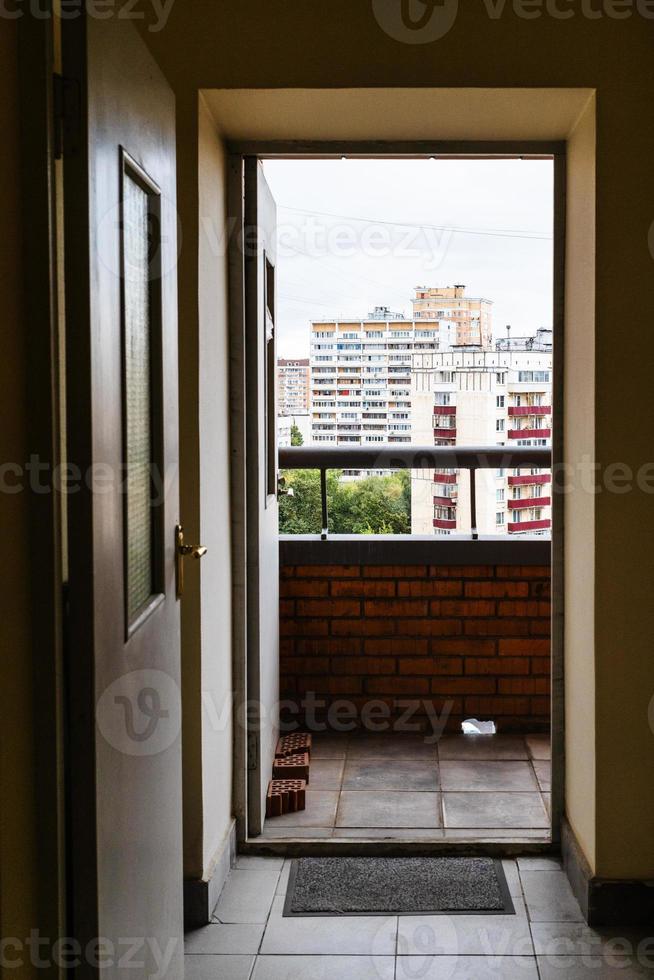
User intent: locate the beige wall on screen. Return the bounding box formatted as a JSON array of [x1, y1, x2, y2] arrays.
[[179, 94, 234, 880], [0, 18, 38, 977]]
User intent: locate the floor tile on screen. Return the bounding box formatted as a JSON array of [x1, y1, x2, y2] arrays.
[[526, 734, 551, 760], [275, 860, 291, 895], [442, 828, 550, 840], [309, 758, 344, 790], [438, 735, 529, 761], [334, 827, 444, 839], [261, 825, 334, 839], [440, 761, 539, 792], [519, 870, 584, 922], [533, 760, 551, 791], [260, 895, 397, 955], [336, 790, 441, 828], [516, 857, 561, 871], [185, 923, 264, 955], [342, 758, 439, 792], [252, 955, 395, 980], [531, 920, 654, 959], [263, 790, 338, 828], [347, 734, 438, 760], [537, 956, 654, 978], [443, 792, 549, 829], [213, 868, 279, 923], [233, 855, 283, 873], [396, 955, 539, 978], [311, 734, 349, 759], [184, 954, 254, 980], [397, 912, 533, 956]]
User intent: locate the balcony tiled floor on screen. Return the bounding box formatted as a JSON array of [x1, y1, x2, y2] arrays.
[[185, 855, 654, 978], [262, 733, 551, 841]]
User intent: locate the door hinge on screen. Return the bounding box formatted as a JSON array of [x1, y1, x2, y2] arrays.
[[247, 733, 258, 772], [53, 73, 81, 160]]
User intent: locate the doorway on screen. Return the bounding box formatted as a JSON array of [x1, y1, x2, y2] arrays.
[[230, 147, 564, 850]]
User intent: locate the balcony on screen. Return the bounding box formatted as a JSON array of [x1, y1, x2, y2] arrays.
[[508, 518, 551, 533], [508, 428, 551, 439], [508, 405, 551, 417], [510, 496, 551, 509], [433, 426, 457, 438], [275, 446, 552, 842], [433, 405, 456, 415], [508, 473, 551, 486]]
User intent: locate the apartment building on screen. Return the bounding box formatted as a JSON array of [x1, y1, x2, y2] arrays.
[[411, 338, 552, 537], [277, 357, 310, 415], [412, 284, 493, 347], [309, 306, 461, 447]]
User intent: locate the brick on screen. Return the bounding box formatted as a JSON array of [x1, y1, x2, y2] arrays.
[[435, 599, 496, 617], [465, 581, 528, 598], [366, 676, 430, 695], [404, 619, 462, 636], [464, 696, 530, 716], [364, 637, 428, 656], [497, 600, 542, 617], [280, 565, 295, 578], [363, 565, 427, 578], [530, 657, 551, 674], [530, 696, 551, 715], [295, 564, 360, 578], [464, 619, 529, 636], [499, 638, 550, 656], [331, 618, 395, 636], [276, 732, 312, 757], [465, 657, 530, 675], [296, 598, 360, 617], [432, 677, 496, 695], [279, 599, 294, 617], [325, 676, 363, 695], [496, 565, 550, 578], [266, 779, 306, 817], [280, 579, 330, 597], [279, 638, 294, 657], [431, 638, 496, 656], [280, 618, 328, 636], [398, 657, 463, 676], [295, 637, 361, 656], [398, 579, 462, 597], [331, 579, 396, 597], [530, 619, 551, 635], [364, 599, 428, 617], [530, 580, 551, 599], [281, 656, 329, 674], [331, 656, 395, 675], [498, 677, 549, 695], [272, 751, 310, 781]]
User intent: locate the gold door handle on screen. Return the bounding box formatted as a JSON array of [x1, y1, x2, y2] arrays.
[[175, 524, 207, 599]]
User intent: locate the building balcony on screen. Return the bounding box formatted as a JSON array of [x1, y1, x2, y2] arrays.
[[433, 405, 456, 415], [508, 405, 551, 417], [433, 471, 457, 483], [433, 494, 456, 506], [508, 474, 551, 486], [434, 426, 457, 438], [510, 496, 551, 509], [508, 518, 551, 533], [508, 428, 551, 439]]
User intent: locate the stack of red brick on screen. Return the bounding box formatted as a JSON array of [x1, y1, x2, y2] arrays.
[[280, 563, 551, 734]]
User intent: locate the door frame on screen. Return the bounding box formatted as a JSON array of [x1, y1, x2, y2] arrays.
[[228, 140, 565, 848]]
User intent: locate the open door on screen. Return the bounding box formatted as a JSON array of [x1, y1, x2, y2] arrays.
[[244, 159, 280, 835], [63, 14, 184, 977]]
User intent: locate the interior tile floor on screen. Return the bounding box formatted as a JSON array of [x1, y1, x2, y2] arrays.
[[185, 856, 654, 979], [262, 733, 552, 842]]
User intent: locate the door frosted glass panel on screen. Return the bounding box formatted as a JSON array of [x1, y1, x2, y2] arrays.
[[123, 170, 154, 622]]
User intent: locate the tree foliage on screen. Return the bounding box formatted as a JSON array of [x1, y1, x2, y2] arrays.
[[290, 424, 304, 446], [278, 469, 411, 535]]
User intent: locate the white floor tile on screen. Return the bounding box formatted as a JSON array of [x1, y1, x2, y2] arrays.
[[213, 868, 279, 924], [519, 870, 584, 922], [260, 896, 397, 955], [252, 954, 395, 980], [184, 954, 254, 979], [185, 923, 264, 955]]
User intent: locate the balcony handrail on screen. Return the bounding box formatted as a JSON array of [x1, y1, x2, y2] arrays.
[[278, 444, 551, 541]]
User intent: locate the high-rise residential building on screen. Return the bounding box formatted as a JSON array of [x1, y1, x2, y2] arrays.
[[277, 358, 310, 415], [309, 306, 461, 447], [412, 284, 493, 347], [411, 335, 552, 537]]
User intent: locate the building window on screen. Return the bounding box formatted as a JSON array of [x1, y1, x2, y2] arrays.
[[496, 395, 505, 408], [496, 419, 504, 432], [496, 488, 505, 502], [496, 512, 505, 525]]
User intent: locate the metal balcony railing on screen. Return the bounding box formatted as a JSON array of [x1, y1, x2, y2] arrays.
[[278, 444, 551, 541]]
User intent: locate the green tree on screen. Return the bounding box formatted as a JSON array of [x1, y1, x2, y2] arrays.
[[278, 468, 411, 535], [290, 423, 304, 446]]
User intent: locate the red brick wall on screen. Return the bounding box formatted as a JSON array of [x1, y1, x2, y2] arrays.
[[280, 563, 551, 734]]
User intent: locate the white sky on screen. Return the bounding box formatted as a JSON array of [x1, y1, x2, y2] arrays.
[[262, 158, 553, 359]]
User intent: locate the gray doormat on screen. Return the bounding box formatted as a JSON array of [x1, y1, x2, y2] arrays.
[[283, 857, 514, 916]]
